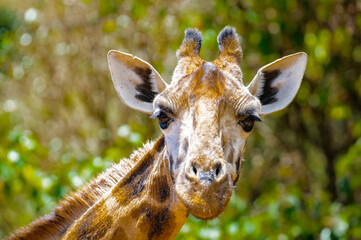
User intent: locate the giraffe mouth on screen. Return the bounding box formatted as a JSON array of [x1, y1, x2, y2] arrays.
[[175, 174, 233, 219]]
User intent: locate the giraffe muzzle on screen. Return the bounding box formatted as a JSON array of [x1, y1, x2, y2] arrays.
[[184, 160, 227, 185], [176, 159, 232, 219]]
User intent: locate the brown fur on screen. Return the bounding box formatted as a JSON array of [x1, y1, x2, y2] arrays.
[[61, 136, 187, 240], [6, 140, 158, 240]]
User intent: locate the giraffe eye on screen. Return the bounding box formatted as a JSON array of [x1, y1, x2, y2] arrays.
[[238, 115, 261, 132], [158, 111, 173, 129], [150, 110, 173, 130]]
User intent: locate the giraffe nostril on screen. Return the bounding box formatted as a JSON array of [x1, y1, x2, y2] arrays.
[[192, 164, 197, 175], [186, 161, 226, 183], [185, 163, 199, 181], [215, 164, 221, 177]]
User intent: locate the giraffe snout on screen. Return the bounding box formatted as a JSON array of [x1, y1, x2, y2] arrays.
[[185, 160, 227, 184], [177, 158, 232, 220]]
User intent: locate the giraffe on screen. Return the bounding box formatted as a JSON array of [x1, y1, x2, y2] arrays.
[[7, 26, 307, 240]]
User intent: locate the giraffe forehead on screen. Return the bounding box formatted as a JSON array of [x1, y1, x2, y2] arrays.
[[155, 61, 260, 118], [190, 62, 226, 97]]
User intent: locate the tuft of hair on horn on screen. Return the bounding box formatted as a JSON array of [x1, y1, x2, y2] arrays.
[[217, 26, 242, 64], [176, 28, 202, 59]]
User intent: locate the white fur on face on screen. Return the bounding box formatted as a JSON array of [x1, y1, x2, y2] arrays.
[[152, 60, 262, 219], [154, 85, 260, 184]]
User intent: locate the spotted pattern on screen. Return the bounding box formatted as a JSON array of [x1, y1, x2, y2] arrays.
[[151, 175, 171, 203], [112, 138, 164, 206], [75, 210, 113, 240], [113, 159, 151, 206], [132, 203, 175, 240]]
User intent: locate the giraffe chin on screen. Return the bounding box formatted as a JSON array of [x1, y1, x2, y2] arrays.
[[175, 177, 233, 220]]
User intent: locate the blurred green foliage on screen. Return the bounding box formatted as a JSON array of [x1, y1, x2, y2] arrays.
[[0, 0, 361, 239]]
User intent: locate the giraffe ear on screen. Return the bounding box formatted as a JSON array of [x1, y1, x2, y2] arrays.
[[248, 52, 307, 115], [107, 50, 168, 114]]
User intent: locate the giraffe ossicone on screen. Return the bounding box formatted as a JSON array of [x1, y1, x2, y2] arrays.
[[7, 26, 306, 240]]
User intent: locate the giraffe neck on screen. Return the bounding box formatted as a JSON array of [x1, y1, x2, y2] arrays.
[[7, 136, 188, 240], [63, 135, 189, 240]]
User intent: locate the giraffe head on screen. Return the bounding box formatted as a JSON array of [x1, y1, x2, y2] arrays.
[[107, 27, 307, 219]]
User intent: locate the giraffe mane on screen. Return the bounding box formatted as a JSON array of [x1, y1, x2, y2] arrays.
[[7, 140, 158, 240]]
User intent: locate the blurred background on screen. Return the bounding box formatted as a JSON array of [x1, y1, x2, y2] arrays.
[[0, 0, 360, 239]]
